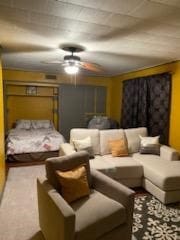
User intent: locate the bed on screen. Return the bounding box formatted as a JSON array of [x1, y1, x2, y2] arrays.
[[6, 120, 65, 162]]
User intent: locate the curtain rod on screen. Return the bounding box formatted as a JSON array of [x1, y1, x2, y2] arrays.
[[122, 71, 174, 82]]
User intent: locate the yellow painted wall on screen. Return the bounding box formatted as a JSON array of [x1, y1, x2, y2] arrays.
[[111, 61, 180, 151], [110, 78, 123, 123], [0, 59, 5, 196], [3, 69, 112, 117]]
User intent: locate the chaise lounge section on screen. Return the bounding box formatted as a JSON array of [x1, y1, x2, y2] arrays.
[[60, 127, 180, 204]]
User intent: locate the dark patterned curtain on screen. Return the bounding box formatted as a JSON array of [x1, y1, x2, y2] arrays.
[[121, 73, 171, 144]]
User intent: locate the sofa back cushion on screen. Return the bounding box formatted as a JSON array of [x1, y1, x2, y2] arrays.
[[70, 128, 100, 155], [100, 129, 125, 155], [124, 127, 148, 153]]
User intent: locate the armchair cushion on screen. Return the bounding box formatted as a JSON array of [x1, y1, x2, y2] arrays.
[[46, 151, 91, 192], [56, 165, 90, 203], [71, 190, 126, 240]]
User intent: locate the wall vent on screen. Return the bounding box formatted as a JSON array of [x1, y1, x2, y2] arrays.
[[45, 74, 57, 80]]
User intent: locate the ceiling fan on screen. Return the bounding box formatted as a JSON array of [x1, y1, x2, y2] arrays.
[[43, 45, 103, 75]]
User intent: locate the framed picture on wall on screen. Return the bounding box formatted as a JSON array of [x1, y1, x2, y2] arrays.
[[26, 86, 37, 95]]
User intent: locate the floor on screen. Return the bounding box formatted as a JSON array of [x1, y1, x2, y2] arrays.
[[0, 165, 46, 240]]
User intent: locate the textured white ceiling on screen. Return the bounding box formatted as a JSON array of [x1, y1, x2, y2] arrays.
[[0, 0, 180, 76]]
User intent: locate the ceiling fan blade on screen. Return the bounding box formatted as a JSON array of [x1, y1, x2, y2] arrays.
[[79, 61, 103, 72], [41, 60, 63, 64]]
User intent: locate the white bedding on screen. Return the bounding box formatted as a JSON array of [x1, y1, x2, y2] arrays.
[[6, 128, 65, 155]]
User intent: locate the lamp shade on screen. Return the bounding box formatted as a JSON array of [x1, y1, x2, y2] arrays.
[[64, 65, 79, 74]]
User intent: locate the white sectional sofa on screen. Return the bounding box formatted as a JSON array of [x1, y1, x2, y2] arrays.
[[60, 127, 180, 204]]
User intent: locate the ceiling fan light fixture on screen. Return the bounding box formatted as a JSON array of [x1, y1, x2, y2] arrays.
[[64, 65, 79, 74], [44, 45, 102, 74]]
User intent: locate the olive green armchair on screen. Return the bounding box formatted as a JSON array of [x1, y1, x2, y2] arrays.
[[37, 151, 135, 240]]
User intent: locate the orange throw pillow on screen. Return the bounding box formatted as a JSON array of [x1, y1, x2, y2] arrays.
[[56, 165, 90, 203], [109, 139, 128, 157]]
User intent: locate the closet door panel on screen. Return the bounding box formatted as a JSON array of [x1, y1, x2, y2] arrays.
[[96, 86, 106, 113], [59, 84, 107, 141], [84, 86, 94, 113], [59, 85, 85, 141]]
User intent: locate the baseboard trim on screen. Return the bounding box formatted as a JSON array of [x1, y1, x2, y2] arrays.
[[0, 181, 6, 205]]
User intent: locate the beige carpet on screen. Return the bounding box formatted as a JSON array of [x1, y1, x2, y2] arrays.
[[0, 165, 137, 240], [0, 165, 46, 240]]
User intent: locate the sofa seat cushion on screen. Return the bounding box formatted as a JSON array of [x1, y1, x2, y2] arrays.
[[133, 153, 180, 191], [71, 190, 126, 240], [90, 155, 143, 180], [90, 155, 117, 179]]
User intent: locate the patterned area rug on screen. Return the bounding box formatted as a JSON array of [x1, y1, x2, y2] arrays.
[[133, 194, 180, 240]]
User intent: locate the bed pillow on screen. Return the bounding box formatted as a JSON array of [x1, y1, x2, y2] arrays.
[[73, 137, 94, 159], [109, 139, 128, 157], [31, 120, 53, 129], [56, 164, 90, 203], [139, 135, 160, 155], [15, 120, 31, 130]]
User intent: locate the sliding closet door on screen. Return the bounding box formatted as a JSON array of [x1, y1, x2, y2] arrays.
[[59, 84, 107, 141], [84, 86, 94, 113], [84, 86, 107, 123], [59, 84, 85, 141], [96, 86, 106, 113]]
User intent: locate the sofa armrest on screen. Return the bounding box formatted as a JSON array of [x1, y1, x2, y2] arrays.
[[37, 178, 75, 240], [160, 145, 179, 161], [59, 143, 76, 156]]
